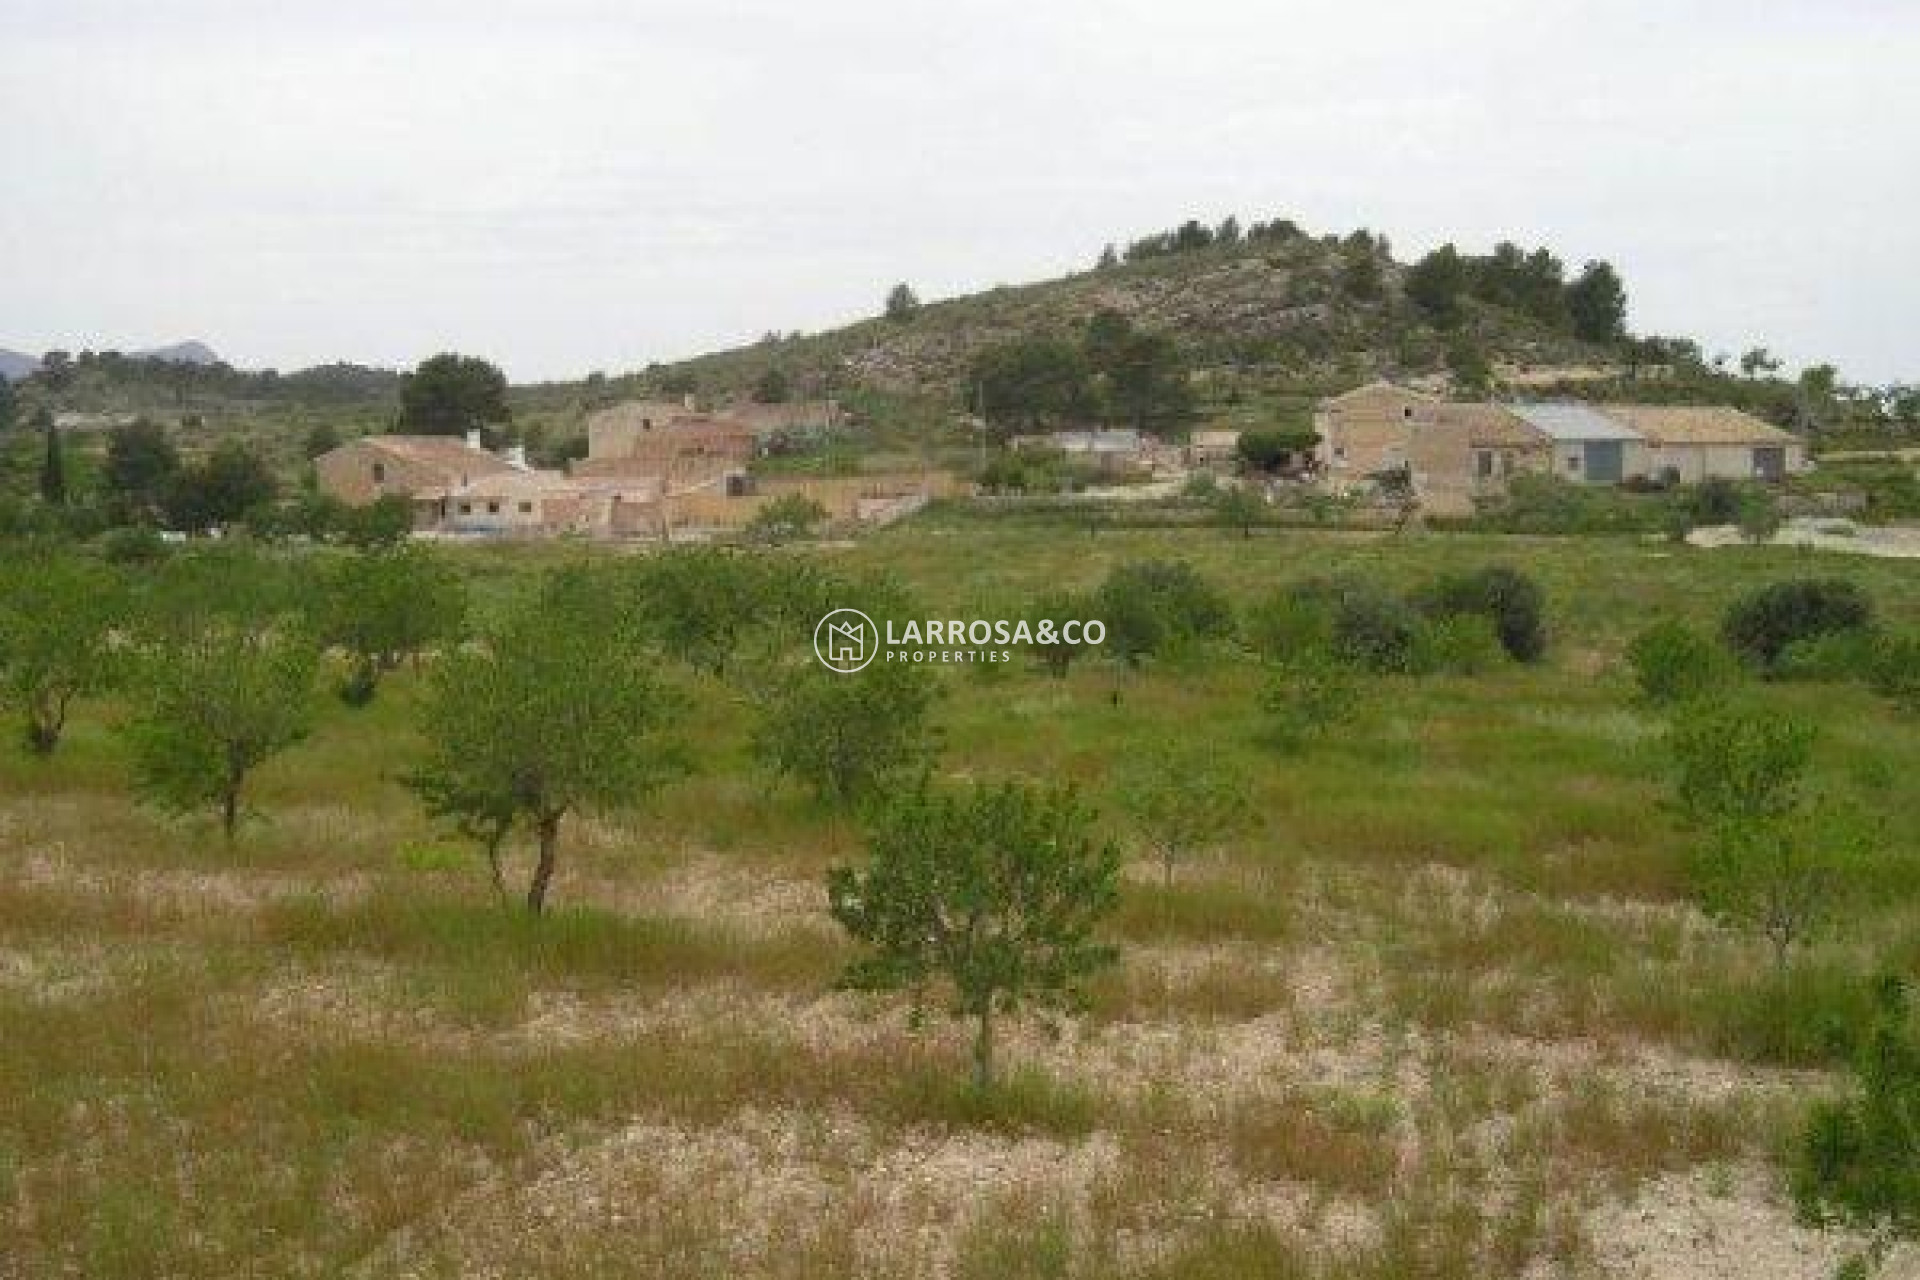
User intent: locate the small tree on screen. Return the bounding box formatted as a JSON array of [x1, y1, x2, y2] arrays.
[[397, 353, 511, 436], [1668, 700, 1848, 966], [311, 546, 467, 704], [1418, 565, 1547, 662], [1627, 619, 1729, 704], [1261, 649, 1358, 754], [0, 551, 125, 754], [104, 419, 181, 523], [1026, 591, 1092, 678], [1214, 485, 1264, 538], [35, 409, 66, 505], [754, 662, 937, 808], [828, 781, 1121, 1088], [407, 595, 682, 913], [885, 283, 921, 321], [1118, 746, 1252, 885], [1795, 975, 1920, 1273], [124, 623, 319, 840], [744, 493, 828, 545]]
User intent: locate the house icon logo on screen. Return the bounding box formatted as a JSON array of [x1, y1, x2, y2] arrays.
[[813, 608, 878, 674]]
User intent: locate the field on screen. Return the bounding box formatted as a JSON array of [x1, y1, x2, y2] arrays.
[[3, 524, 1918, 1278]]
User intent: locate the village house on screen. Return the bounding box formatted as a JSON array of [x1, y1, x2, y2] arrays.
[[1506, 403, 1649, 487], [1184, 428, 1243, 468], [313, 432, 519, 527]]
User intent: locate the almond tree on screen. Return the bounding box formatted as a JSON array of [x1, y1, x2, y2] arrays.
[[124, 622, 319, 840], [828, 782, 1121, 1089], [0, 550, 125, 754], [407, 587, 682, 913]]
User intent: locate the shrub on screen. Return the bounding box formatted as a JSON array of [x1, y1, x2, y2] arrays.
[[754, 662, 938, 808], [1774, 629, 1880, 683], [1722, 579, 1873, 671], [1244, 589, 1334, 664], [1419, 565, 1547, 662], [1794, 975, 1920, 1260], [1627, 620, 1729, 703], [1418, 614, 1506, 675], [1095, 560, 1234, 666], [1287, 576, 1421, 673], [1869, 633, 1920, 709], [99, 525, 169, 566], [1261, 650, 1358, 753], [1689, 476, 1743, 526]]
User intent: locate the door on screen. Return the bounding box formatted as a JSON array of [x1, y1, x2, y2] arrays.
[[1753, 447, 1785, 482], [1583, 441, 1624, 484]]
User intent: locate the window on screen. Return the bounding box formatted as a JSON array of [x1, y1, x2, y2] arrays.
[[1402, 406, 1414, 419], [1476, 450, 1495, 479], [486, 501, 501, 515], [371, 461, 386, 484], [1333, 445, 1347, 461], [518, 501, 533, 514], [457, 502, 472, 515], [1566, 453, 1582, 472]]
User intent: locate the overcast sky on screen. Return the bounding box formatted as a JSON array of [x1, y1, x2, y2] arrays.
[[2, 1, 1915, 384]]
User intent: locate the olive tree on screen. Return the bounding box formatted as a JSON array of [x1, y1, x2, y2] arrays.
[[828, 781, 1121, 1088], [123, 623, 319, 840], [0, 550, 125, 754], [1117, 745, 1253, 886], [407, 593, 682, 913]]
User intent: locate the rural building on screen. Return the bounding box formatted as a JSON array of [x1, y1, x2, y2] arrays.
[[1505, 403, 1649, 486], [583, 400, 759, 472], [1184, 429, 1243, 467], [1597, 405, 1808, 484], [314, 433, 518, 524], [1312, 381, 1808, 516]]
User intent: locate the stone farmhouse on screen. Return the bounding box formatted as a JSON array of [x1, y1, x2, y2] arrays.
[[315, 401, 950, 539], [1313, 382, 1807, 516]]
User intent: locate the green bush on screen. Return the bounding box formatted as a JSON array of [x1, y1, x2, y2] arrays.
[[1418, 614, 1506, 675], [98, 525, 170, 566], [1869, 633, 1920, 709], [1095, 560, 1234, 665], [1243, 589, 1334, 663], [1418, 565, 1547, 662], [1775, 629, 1880, 683], [1707, 960, 1877, 1068], [1286, 576, 1422, 673], [1794, 975, 1920, 1252], [1261, 650, 1358, 753], [1627, 620, 1729, 703], [1722, 578, 1873, 671]]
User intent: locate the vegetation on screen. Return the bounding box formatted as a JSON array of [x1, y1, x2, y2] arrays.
[[1723, 579, 1874, 671], [396, 352, 511, 437], [0, 549, 124, 753], [310, 546, 467, 704], [755, 662, 938, 808], [829, 781, 1121, 1087], [122, 621, 319, 841], [407, 587, 682, 913], [1117, 744, 1253, 886]]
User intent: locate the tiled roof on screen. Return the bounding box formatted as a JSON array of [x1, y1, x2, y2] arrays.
[[1435, 403, 1543, 448], [1600, 405, 1799, 446], [363, 435, 515, 474]]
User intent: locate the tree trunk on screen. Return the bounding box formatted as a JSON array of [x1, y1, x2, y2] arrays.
[[485, 831, 509, 906], [526, 813, 561, 915], [972, 1000, 995, 1091], [221, 784, 240, 843]]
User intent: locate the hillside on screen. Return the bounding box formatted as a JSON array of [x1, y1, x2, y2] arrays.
[[654, 223, 1623, 401]]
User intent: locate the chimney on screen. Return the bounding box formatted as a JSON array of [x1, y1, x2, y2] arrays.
[[683, 393, 696, 411], [465, 428, 483, 451], [506, 445, 529, 471]]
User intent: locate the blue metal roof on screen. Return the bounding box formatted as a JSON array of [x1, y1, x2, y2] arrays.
[[1509, 403, 1642, 443]]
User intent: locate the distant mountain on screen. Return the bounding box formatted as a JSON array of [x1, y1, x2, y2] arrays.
[[0, 340, 223, 381], [132, 340, 221, 366]]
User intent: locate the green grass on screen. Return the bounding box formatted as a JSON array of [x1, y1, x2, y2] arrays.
[[3, 523, 1919, 1275]]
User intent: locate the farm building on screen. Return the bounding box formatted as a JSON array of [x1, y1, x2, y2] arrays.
[[1312, 381, 1810, 516], [1597, 405, 1807, 484], [1505, 403, 1649, 486], [313, 432, 518, 524]]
